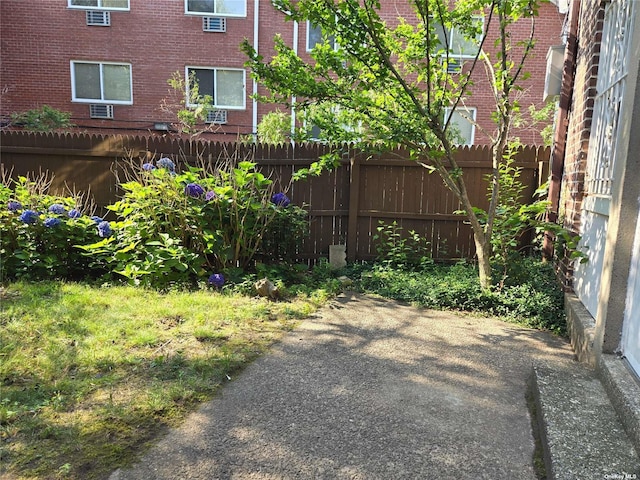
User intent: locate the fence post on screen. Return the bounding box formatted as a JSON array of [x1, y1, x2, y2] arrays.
[[347, 155, 361, 262]]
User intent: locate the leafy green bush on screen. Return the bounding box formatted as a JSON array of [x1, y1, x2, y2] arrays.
[[80, 154, 309, 288], [346, 257, 566, 334], [1, 154, 310, 289], [10, 105, 74, 132], [1, 175, 104, 281]]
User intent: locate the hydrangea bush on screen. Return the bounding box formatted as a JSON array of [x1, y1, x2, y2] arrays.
[[0, 175, 108, 281], [2, 153, 309, 288], [80, 154, 309, 288]]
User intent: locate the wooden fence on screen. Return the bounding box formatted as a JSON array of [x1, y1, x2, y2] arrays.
[[0, 131, 550, 262]]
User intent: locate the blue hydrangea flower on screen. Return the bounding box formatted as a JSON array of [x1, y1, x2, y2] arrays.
[[91, 215, 103, 224], [44, 217, 61, 228], [48, 204, 66, 215], [208, 273, 225, 288], [19, 209, 38, 224], [142, 162, 156, 171], [271, 192, 291, 207], [68, 209, 82, 219], [7, 201, 22, 212], [205, 190, 216, 201], [185, 183, 205, 198], [97, 220, 113, 238], [157, 157, 175, 172]]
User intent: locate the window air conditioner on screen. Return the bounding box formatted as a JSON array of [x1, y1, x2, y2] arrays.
[[86, 10, 111, 26], [89, 104, 114, 119]]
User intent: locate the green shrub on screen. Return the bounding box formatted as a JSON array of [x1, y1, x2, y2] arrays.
[[10, 105, 74, 132], [1, 152, 311, 288], [80, 153, 309, 288], [0, 175, 103, 281]]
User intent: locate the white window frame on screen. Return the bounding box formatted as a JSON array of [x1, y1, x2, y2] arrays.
[[184, 0, 247, 18], [434, 15, 484, 60], [306, 21, 338, 52], [445, 106, 476, 146], [70, 61, 133, 105], [67, 0, 129, 11], [185, 67, 246, 110]]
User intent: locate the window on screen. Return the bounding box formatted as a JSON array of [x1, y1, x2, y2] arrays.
[[68, 0, 129, 10], [185, 0, 246, 17], [585, 0, 633, 201], [307, 22, 337, 51], [71, 61, 132, 104], [186, 67, 245, 109], [445, 107, 476, 145], [434, 16, 483, 59]]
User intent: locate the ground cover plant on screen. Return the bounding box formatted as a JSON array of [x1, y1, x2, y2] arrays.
[[361, 191, 567, 335], [0, 281, 334, 480], [345, 257, 566, 335]]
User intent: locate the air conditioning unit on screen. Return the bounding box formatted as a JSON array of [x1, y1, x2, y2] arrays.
[[203, 17, 226, 32], [86, 10, 111, 26], [445, 58, 463, 74], [206, 110, 228, 124], [89, 104, 114, 119]]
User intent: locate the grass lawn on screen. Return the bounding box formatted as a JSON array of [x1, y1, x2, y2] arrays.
[[0, 281, 328, 480]]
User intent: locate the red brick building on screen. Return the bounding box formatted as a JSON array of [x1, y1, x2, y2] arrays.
[[0, 1, 564, 144]]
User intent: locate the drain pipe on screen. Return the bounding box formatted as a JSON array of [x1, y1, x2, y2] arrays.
[[291, 19, 299, 140], [252, 0, 259, 139], [543, 0, 581, 260]]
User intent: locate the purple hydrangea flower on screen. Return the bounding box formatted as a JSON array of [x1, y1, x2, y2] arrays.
[[185, 183, 205, 198], [44, 217, 61, 228], [8, 201, 22, 212], [205, 190, 217, 201], [91, 215, 103, 224], [68, 209, 82, 219], [142, 162, 156, 171], [208, 273, 225, 289], [157, 157, 176, 172], [271, 192, 291, 207], [19, 209, 38, 224], [97, 220, 113, 238], [48, 204, 66, 215]]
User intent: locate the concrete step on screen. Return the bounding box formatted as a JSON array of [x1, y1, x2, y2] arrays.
[[531, 362, 640, 480], [599, 354, 640, 455]]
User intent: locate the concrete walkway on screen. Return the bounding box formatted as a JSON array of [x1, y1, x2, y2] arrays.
[[110, 293, 573, 480]]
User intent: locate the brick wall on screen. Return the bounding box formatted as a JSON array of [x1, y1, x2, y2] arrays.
[[560, 0, 604, 234], [0, 1, 563, 144], [0, 2, 259, 138]]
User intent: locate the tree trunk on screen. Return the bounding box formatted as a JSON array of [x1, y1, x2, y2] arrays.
[[474, 233, 493, 291], [450, 161, 494, 291]]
